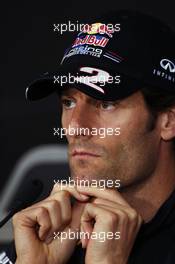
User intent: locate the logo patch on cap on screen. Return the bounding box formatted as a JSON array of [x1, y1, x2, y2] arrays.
[[80, 23, 115, 38], [160, 59, 175, 73], [61, 46, 103, 64], [153, 58, 175, 83], [75, 66, 112, 93], [72, 35, 109, 48]]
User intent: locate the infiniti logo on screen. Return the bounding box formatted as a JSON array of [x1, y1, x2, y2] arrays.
[[160, 59, 175, 73]]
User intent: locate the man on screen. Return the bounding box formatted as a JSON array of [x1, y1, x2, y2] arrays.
[[2, 9, 175, 264]]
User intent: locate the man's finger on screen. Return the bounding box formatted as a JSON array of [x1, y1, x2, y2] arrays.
[[51, 183, 90, 201], [76, 186, 129, 206]]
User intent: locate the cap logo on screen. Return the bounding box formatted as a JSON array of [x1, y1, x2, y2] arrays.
[[160, 59, 175, 73], [74, 67, 111, 94], [79, 23, 115, 38]]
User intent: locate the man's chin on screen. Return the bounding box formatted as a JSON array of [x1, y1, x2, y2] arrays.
[[71, 174, 93, 185]]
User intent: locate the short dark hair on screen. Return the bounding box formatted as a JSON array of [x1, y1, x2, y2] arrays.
[[141, 86, 175, 148]]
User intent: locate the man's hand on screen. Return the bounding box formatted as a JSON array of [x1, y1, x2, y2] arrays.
[[13, 184, 89, 264], [77, 186, 143, 264]]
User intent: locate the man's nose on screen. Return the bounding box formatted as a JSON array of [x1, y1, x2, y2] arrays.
[[68, 103, 94, 138]]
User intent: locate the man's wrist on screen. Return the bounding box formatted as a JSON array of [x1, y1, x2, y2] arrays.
[[86, 259, 127, 264]]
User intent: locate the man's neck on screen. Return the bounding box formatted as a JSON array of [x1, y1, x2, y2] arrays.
[[121, 147, 175, 223]]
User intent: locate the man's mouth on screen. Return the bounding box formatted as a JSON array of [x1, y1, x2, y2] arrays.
[[71, 150, 101, 158]]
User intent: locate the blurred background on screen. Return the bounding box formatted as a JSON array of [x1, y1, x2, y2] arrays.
[[0, 0, 174, 246]]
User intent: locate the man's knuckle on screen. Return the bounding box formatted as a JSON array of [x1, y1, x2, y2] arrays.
[[42, 223, 51, 232], [60, 189, 70, 198], [51, 189, 68, 201], [117, 209, 128, 220], [129, 209, 138, 220], [37, 206, 48, 216], [106, 212, 118, 225], [51, 183, 62, 194], [49, 199, 59, 209]]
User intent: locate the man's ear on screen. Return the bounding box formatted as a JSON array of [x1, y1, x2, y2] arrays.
[[161, 108, 175, 141]]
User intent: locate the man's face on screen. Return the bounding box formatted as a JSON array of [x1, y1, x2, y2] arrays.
[[61, 87, 161, 189]]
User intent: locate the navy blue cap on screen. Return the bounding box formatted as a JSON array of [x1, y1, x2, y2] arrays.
[[26, 10, 175, 101]]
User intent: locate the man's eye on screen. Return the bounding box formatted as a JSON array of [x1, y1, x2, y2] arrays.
[[100, 101, 116, 110], [61, 98, 76, 109]]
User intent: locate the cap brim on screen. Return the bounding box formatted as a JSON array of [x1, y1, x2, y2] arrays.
[[26, 75, 57, 101], [26, 65, 143, 101]]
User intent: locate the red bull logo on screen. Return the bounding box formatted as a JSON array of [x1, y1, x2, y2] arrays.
[[72, 35, 109, 48], [81, 23, 115, 38]]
